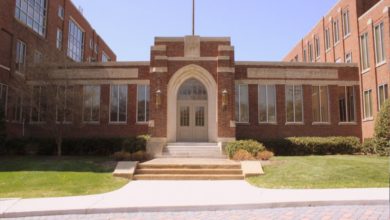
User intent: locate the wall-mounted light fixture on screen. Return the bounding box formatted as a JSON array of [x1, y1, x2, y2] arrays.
[[222, 89, 228, 108], [156, 89, 162, 108]]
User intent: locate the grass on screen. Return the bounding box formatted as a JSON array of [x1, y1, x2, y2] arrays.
[[0, 156, 129, 198], [247, 155, 390, 189]]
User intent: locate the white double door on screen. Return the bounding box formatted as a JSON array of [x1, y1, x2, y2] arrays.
[[177, 100, 208, 142]]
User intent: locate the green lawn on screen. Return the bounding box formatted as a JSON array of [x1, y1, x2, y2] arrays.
[[247, 155, 390, 189], [0, 156, 128, 198]]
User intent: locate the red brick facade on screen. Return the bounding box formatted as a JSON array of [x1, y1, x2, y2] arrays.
[[284, 0, 390, 140]]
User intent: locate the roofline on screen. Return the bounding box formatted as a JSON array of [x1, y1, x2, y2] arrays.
[[358, 0, 387, 20], [155, 36, 231, 42], [235, 61, 358, 68], [64, 61, 150, 68]]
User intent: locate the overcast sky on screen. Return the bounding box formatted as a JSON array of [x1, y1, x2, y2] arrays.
[[71, 0, 338, 61]]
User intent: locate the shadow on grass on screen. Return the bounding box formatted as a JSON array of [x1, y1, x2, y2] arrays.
[[0, 156, 117, 173]]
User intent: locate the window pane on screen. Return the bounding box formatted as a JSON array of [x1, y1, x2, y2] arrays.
[[180, 106, 189, 127], [320, 86, 329, 122], [286, 85, 294, 122], [347, 86, 355, 121], [312, 86, 320, 122], [258, 85, 267, 122], [137, 85, 149, 122], [294, 86, 303, 122], [239, 85, 249, 122], [268, 85, 276, 123], [110, 85, 118, 122], [118, 85, 127, 122]]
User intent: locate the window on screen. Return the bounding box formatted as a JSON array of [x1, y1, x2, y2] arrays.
[[102, 52, 110, 62], [338, 86, 356, 122], [33, 50, 42, 63], [0, 84, 8, 116], [325, 28, 331, 51], [13, 95, 23, 122], [90, 39, 93, 49], [303, 48, 307, 62], [56, 86, 73, 123], [94, 43, 98, 54], [16, 40, 26, 73], [110, 85, 127, 123], [56, 28, 62, 50], [285, 85, 303, 123], [345, 52, 352, 63], [374, 22, 386, 64], [363, 90, 373, 119], [83, 85, 100, 123], [15, 0, 47, 36], [336, 58, 342, 63], [342, 10, 350, 37], [58, 5, 64, 20], [378, 84, 388, 109], [308, 42, 313, 62], [312, 86, 329, 123], [294, 55, 298, 62], [258, 85, 276, 123], [333, 19, 340, 44], [235, 84, 249, 123], [360, 33, 370, 71], [67, 20, 84, 62], [137, 85, 150, 122], [31, 86, 47, 123], [314, 35, 320, 59]]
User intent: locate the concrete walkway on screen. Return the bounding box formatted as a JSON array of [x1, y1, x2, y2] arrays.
[[0, 181, 388, 218]]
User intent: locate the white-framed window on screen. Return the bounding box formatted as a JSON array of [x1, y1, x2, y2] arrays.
[[333, 19, 340, 44], [102, 52, 110, 62], [308, 42, 313, 62], [336, 57, 342, 63], [31, 86, 47, 123], [360, 32, 370, 71], [13, 95, 23, 122], [94, 43, 98, 54], [15, 0, 47, 36], [258, 85, 276, 123], [56, 86, 73, 123], [33, 50, 42, 63], [338, 86, 356, 122], [56, 28, 62, 50], [345, 52, 352, 63], [83, 85, 100, 123], [137, 85, 150, 123], [314, 35, 320, 59], [378, 84, 388, 109], [0, 84, 8, 116], [67, 19, 84, 62], [89, 39, 93, 49], [235, 84, 249, 123], [312, 86, 330, 123], [303, 48, 307, 62], [342, 9, 350, 37], [16, 40, 26, 73], [110, 85, 128, 123], [363, 90, 373, 119], [58, 5, 64, 20], [325, 28, 331, 51], [285, 85, 303, 123], [374, 22, 386, 64]]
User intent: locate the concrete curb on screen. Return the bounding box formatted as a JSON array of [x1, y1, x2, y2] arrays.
[[2, 199, 388, 218]]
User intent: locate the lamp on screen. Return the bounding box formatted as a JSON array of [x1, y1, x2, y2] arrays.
[[155, 89, 162, 108], [222, 89, 228, 108]]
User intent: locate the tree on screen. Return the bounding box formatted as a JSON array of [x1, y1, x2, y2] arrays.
[[9, 45, 87, 156], [373, 99, 390, 156]]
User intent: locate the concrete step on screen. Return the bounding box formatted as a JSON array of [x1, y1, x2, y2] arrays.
[[133, 174, 245, 180], [137, 164, 241, 169], [162, 143, 225, 158], [135, 168, 243, 175]]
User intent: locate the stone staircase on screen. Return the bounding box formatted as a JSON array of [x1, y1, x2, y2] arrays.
[[133, 163, 244, 180], [158, 143, 226, 158]]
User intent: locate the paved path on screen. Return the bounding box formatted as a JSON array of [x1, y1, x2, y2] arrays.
[[0, 181, 388, 218], [5, 205, 389, 220]]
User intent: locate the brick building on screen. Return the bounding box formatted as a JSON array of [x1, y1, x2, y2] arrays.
[[0, 1, 369, 155], [0, 0, 116, 124], [284, 0, 389, 140]]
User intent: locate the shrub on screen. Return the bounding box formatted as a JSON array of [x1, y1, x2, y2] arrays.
[[373, 100, 390, 156], [226, 140, 265, 159], [256, 150, 274, 160], [112, 151, 132, 161], [362, 138, 376, 155], [232, 149, 254, 161], [131, 150, 148, 161], [259, 136, 361, 156]]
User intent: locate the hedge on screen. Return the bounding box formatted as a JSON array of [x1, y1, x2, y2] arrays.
[[259, 136, 361, 156], [0, 135, 149, 156], [226, 140, 265, 158]]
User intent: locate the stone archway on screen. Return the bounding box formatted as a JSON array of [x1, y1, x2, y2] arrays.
[[167, 64, 217, 143]]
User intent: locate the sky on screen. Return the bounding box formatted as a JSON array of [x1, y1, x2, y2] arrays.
[[70, 0, 339, 61]]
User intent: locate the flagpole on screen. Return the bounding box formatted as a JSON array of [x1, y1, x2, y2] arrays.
[[192, 0, 195, 35]]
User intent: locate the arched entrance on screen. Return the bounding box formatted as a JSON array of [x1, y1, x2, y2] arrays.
[[177, 78, 208, 142], [167, 64, 217, 143]]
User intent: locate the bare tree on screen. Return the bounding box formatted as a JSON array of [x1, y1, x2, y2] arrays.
[[9, 45, 86, 156]]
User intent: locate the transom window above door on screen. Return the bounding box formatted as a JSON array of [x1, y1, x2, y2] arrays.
[[177, 78, 207, 100]]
